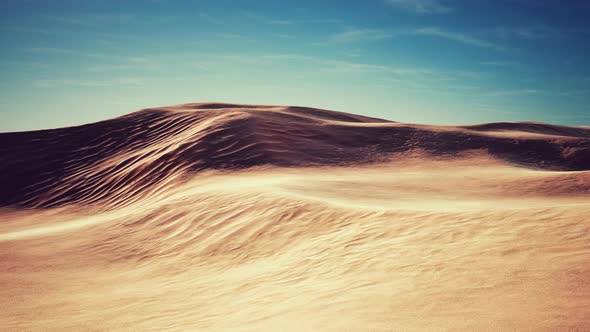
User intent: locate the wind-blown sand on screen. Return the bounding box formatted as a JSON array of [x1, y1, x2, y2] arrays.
[[1, 103, 589, 331]]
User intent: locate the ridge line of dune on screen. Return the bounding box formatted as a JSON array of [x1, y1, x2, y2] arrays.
[[0, 103, 589, 208]]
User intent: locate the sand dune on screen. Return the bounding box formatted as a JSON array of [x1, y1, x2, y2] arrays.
[[1, 103, 589, 208], [1, 103, 589, 331]]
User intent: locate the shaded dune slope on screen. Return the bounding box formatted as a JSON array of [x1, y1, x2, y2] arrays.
[[1, 102, 589, 208]]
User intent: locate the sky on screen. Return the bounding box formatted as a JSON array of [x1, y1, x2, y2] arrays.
[[1, 0, 589, 132]]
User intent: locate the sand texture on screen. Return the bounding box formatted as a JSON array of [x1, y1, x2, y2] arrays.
[[1, 103, 589, 331]]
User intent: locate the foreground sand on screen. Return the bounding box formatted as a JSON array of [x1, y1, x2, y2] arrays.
[[1, 157, 589, 331], [1, 104, 589, 330]]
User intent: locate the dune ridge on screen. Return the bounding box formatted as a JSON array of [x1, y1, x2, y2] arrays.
[[1, 102, 589, 208]]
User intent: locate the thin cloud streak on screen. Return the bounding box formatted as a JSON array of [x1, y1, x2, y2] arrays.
[[331, 28, 393, 43], [485, 25, 565, 40], [243, 12, 293, 25], [328, 26, 503, 50], [385, 0, 452, 14], [480, 61, 518, 67], [413, 27, 503, 50], [231, 53, 490, 83], [34, 78, 144, 88], [487, 89, 540, 97]]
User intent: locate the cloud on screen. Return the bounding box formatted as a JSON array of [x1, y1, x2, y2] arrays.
[[304, 18, 344, 24], [453, 71, 488, 80], [487, 89, 539, 97], [86, 58, 159, 72], [328, 26, 502, 50], [225, 52, 434, 77], [556, 90, 590, 97], [260, 54, 316, 61], [45, 14, 136, 26], [488, 88, 588, 99], [480, 61, 517, 67], [413, 27, 502, 50], [250, 53, 492, 84], [3, 25, 139, 42], [44, 13, 179, 26], [323, 60, 433, 76], [212, 32, 258, 42], [34, 78, 143, 88], [263, 53, 468, 79], [514, 26, 564, 39], [25, 48, 161, 72], [271, 33, 295, 39], [266, 19, 292, 25], [485, 26, 564, 40], [26, 47, 79, 55], [331, 28, 393, 43], [243, 12, 293, 25], [385, 0, 451, 14]]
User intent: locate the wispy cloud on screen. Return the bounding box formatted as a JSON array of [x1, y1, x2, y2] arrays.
[[213, 32, 258, 42], [259, 54, 316, 61], [322, 60, 434, 76], [243, 12, 293, 25], [86, 57, 160, 72], [487, 89, 540, 97], [515, 26, 563, 39], [35, 78, 143, 88], [266, 19, 292, 25], [331, 28, 393, 43], [413, 27, 502, 50], [485, 25, 564, 40], [480, 61, 518, 67], [3, 25, 139, 42], [223, 52, 494, 88], [453, 71, 489, 80], [329, 26, 503, 50], [385, 0, 452, 14], [27, 47, 80, 55], [556, 89, 590, 97], [45, 14, 136, 26], [25, 48, 161, 72], [304, 18, 343, 24], [44, 13, 179, 26], [487, 88, 589, 99], [271, 33, 295, 39], [223, 52, 434, 77]]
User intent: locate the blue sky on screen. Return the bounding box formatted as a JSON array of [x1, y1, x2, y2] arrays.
[[1, 0, 589, 131]]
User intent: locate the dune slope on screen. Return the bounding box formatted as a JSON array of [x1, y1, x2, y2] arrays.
[[1, 103, 589, 208], [1, 103, 589, 331]]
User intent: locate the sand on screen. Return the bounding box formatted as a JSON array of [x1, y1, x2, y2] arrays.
[[1, 103, 589, 331]]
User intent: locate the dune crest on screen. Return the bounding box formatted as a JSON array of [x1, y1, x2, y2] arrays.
[[1, 103, 589, 208]]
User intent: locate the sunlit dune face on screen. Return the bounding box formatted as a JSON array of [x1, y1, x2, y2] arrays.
[[1, 104, 590, 331]]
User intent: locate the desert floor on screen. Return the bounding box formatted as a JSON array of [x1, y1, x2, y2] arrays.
[[2, 154, 589, 331]]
